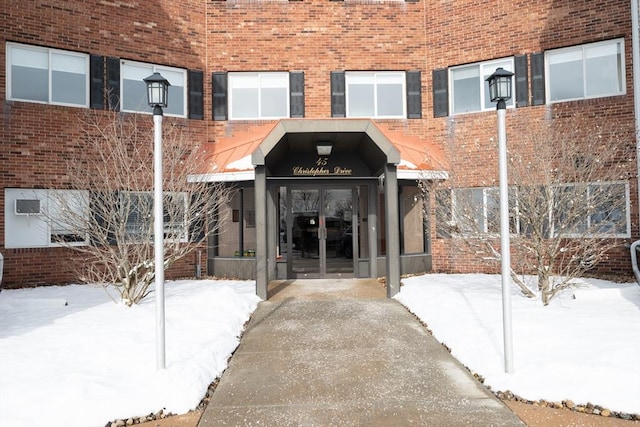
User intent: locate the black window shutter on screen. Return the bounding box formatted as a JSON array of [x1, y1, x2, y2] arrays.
[[331, 71, 346, 118], [406, 71, 422, 119], [212, 72, 228, 120], [530, 52, 545, 106], [432, 68, 448, 118], [89, 55, 104, 110], [289, 71, 305, 118], [514, 54, 529, 108], [188, 70, 204, 120], [106, 57, 120, 111]]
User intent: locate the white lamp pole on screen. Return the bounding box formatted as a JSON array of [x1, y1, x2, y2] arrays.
[[144, 72, 171, 370], [486, 67, 515, 374]]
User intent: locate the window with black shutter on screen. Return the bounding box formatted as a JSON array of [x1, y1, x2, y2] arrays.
[[106, 57, 120, 111], [432, 68, 448, 118], [213, 71, 303, 120], [406, 71, 422, 119], [530, 52, 545, 106], [331, 71, 346, 118], [514, 54, 529, 108], [449, 57, 515, 114], [90, 55, 104, 110], [289, 71, 305, 118], [188, 70, 204, 120], [336, 71, 409, 118], [212, 72, 228, 120]]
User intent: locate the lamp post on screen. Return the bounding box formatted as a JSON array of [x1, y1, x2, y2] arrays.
[[144, 72, 171, 370], [486, 67, 515, 374]]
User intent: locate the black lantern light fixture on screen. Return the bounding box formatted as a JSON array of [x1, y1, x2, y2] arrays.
[[144, 72, 171, 111], [486, 67, 514, 108]]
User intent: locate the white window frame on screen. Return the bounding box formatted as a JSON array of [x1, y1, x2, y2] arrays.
[[443, 181, 630, 239], [345, 71, 406, 119], [228, 72, 290, 120], [551, 181, 630, 238], [120, 60, 187, 118], [449, 58, 515, 115], [47, 190, 91, 247], [6, 42, 89, 108], [122, 191, 189, 243], [4, 189, 90, 248], [545, 38, 626, 104], [450, 187, 515, 235]]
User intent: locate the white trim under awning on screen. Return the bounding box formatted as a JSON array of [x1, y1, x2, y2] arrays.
[[397, 169, 449, 180], [189, 169, 448, 183], [188, 170, 255, 183]]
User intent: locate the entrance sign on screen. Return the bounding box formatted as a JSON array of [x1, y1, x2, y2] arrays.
[[292, 157, 353, 177]]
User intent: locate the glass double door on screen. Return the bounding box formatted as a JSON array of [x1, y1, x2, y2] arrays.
[[289, 187, 355, 278]]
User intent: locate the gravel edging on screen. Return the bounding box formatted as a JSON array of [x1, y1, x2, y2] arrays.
[[404, 306, 640, 423]]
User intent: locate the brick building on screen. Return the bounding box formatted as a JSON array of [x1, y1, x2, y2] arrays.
[[1, 0, 638, 296]]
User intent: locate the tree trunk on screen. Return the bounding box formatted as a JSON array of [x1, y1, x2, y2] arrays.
[[510, 272, 537, 298], [539, 270, 552, 306]]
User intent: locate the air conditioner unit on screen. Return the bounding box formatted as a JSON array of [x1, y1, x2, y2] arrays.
[[15, 199, 42, 215]]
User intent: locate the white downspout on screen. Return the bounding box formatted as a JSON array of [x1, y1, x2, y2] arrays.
[[632, 0, 640, 230]]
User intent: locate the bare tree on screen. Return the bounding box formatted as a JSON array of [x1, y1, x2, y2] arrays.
[[46, 110, 229, 306], [428, 113, 635, 305]]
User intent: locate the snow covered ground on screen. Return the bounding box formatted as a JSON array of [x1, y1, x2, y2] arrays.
[[0, 274, 638, 427], [396, 274, 640, 416]]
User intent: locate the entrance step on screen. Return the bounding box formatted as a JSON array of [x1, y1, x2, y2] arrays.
[[267, 278, 385, 301]]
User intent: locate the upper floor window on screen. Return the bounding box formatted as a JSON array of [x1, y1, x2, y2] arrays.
[[450, 58, 514, 114], [332, 70, 421, 119], [7, 43, 89, 107], [121, 61, 186, 117], [546, 39, 625, 103], [228, 72, 290, 120], [345, 72, 406, 118]]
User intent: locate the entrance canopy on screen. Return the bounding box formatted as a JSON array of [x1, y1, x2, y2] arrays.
[[194, 119, 447, 299], [192, 119, 447, 182]]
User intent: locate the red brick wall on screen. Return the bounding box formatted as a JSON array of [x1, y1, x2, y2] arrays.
[[426, 0, 637, 277], [0, 0, 209, 286], [1, 0, 637, 286], [0, 245, 205, 289]]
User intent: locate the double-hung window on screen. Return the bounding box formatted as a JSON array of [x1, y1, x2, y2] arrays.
[[121, 61, 187, 117], [345, 72, 406, 118], [450, 58, 514, 114], [7, 43, 89, 107], [546, 39, 625, 103], [228, 72, 290, 120]]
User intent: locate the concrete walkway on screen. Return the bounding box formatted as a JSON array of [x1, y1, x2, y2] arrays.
[[198, 279, 526, 426]]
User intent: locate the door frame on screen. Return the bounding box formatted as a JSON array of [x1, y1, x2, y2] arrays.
[[286, 184, 358, 279]]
